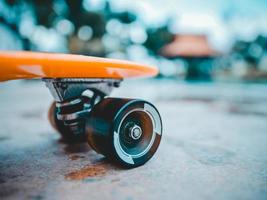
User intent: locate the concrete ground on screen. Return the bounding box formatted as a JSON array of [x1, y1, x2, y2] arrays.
[[0, 79, 267, 200]]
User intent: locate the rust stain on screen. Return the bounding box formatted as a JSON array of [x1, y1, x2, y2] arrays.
[[65, 164, 107, 180]]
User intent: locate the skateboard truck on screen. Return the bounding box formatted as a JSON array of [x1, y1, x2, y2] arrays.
[[44, 78, 120, 120], [44, 78, 162, 168], [44, 78, 120, 141], [44, 78, 120, 101]]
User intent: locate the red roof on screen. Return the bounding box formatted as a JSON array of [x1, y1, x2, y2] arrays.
[[161, 34, 218, 58]]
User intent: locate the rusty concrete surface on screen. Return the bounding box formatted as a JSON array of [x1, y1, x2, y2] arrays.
[[0, 79, 267, 200]]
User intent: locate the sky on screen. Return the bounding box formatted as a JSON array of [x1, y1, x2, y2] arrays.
[[107, 0, 267, 51]]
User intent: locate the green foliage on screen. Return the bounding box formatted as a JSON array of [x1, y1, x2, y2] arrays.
[[144, 26, 173, 55]]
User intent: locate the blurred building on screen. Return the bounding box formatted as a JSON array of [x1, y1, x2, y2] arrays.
[[161, 34, 218, 80]]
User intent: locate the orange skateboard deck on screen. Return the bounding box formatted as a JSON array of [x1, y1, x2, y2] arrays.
[[0, 51, 158, 81]]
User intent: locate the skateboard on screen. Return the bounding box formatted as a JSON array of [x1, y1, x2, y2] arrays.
[[0, 51, 162, 168]]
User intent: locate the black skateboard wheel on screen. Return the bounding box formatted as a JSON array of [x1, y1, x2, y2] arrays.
[[86, 98, 162, 168], [48, 102, 86, 143]]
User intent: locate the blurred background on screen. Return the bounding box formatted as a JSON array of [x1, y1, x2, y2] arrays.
[[1, 0, 267, 82], [1, 1, 267, 199]]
